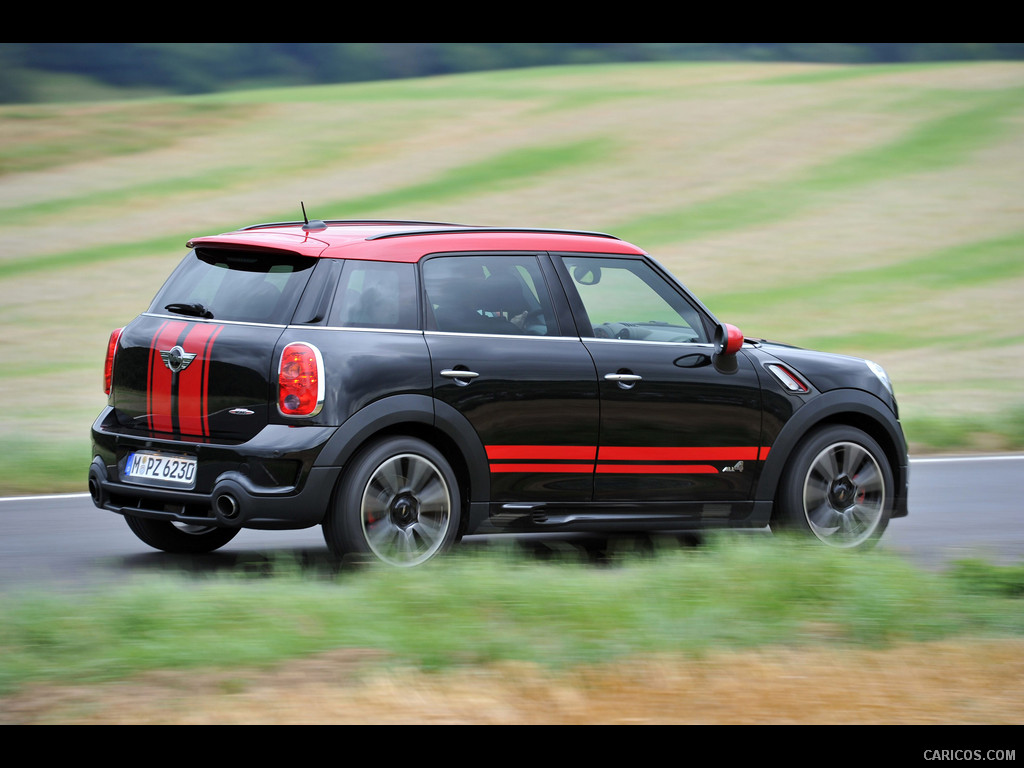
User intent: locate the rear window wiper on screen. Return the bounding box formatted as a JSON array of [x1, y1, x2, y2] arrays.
[[164, 302, 214, 319]]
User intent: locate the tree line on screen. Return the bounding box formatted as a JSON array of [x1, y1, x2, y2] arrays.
[[3, 43, 1022, 103]]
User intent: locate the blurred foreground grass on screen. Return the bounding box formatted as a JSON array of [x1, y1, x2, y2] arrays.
[[2, 534, 1022, 697]]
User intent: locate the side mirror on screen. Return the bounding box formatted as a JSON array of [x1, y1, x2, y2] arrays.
[[713, 323, 743, 374], [713, 323, 744, 356], [572, 264, 601, 285]]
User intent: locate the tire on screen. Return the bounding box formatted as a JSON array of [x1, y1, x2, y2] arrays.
[[124, 515, 239, 554], [323, 436, 461, 566], [775, 425, 893, 550]]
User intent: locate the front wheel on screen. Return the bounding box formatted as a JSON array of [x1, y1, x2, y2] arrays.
[[775, 425, 893, 550], [323, 437, 461, 566], [124, 515, 239, 554]]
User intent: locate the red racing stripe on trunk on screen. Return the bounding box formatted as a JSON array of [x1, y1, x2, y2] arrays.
[[199, 324, 223, 437], [147, 320, 186, 433], [177, 324, 223, 437]]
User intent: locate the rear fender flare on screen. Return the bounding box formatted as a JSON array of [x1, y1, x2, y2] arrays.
[[313, 394, 490, 502]]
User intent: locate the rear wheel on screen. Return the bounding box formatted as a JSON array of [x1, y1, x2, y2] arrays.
[[323, 437, 461, 566], [124, 515, 239, 554], [775, 425, 892, 550]]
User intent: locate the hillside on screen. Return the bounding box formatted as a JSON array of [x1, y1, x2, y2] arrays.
[[1, 61, 1022, 493]]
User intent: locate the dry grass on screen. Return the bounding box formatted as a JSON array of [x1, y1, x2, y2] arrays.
[[5, 640, 1023, 724]]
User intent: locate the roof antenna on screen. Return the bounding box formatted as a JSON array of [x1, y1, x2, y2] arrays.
[[300, 201, 326, 231]]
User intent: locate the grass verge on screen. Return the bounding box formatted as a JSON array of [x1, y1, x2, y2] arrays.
[[2, 534, 1021, 698], [903, 407, 1024, 454]]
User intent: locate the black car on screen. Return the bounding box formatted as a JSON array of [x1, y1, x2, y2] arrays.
[[89, 219, 909, 565]]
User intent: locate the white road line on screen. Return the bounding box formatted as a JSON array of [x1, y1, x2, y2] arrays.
[[0, 492, 91, 503], [910, 455, 1024, 464]]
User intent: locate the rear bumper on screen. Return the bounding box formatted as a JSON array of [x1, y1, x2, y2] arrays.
[[90, 407, 340, 530]]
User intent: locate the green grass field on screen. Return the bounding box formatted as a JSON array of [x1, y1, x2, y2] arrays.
[[2, 61, 1023, 494]]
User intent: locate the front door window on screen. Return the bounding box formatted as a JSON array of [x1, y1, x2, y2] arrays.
[[560, 255, 764, 503]]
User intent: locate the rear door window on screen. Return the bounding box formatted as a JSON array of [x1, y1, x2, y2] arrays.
[[328, 260, 419, 330], [422, 254, 558, 336]]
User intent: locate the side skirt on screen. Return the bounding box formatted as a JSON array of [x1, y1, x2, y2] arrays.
[[466, 500, 773, 534]]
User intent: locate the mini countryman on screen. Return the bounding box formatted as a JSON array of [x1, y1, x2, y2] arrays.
[[89, 218, 909, 565]]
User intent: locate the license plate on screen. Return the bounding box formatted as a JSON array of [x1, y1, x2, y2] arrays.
[[124, 451, 197, 489]]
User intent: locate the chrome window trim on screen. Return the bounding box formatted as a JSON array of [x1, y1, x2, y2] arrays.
[[142, 312, 289, 329], [294, 325, 425, 335], [582, 336, 716, 348], [424, 331, 583, 342]]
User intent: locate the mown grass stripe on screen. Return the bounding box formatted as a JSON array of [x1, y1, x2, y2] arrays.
[[317, 138, 615, 218], [0, 139, 615, 279], [756, 62, 960, 86], [703, 231, 1024, 318], [617, 88, 1024, 247], [0, 235, 189, 280]]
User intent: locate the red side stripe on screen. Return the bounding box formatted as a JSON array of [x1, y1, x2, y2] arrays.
[[490, 463, 595, 473], [484, 445, 771, 474], [486, 445, 596, 461], [596, 464, 719, 474], [598, 446, 761, 462]]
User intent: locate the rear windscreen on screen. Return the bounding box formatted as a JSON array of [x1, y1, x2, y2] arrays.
[[149, 248, 317, 325]]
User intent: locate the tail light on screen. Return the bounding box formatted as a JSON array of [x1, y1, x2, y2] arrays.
[[278, 342, 324, 417], [104, 328, 123, 395]]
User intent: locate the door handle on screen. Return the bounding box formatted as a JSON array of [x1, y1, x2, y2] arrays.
[[441, 368, 480, 385], [604, 372, 642, 391]]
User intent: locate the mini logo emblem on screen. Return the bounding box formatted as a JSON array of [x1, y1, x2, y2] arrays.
[[160, 345, 197, 374]]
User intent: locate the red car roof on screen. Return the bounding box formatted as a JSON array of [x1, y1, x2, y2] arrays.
[[186, 220, 647, 262]]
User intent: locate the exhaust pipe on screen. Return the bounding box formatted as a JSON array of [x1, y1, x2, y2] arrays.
[[88, 459, 108, 507], [214, 490, 241, 522], [88, 475, 102, 505], [210, 474, 254, 528]]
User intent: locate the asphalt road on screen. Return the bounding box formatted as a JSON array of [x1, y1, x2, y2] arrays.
[[0, 455, 1021, 590]]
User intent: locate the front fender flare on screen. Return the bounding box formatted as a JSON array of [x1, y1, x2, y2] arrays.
[[755, 389, 908, 517]]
